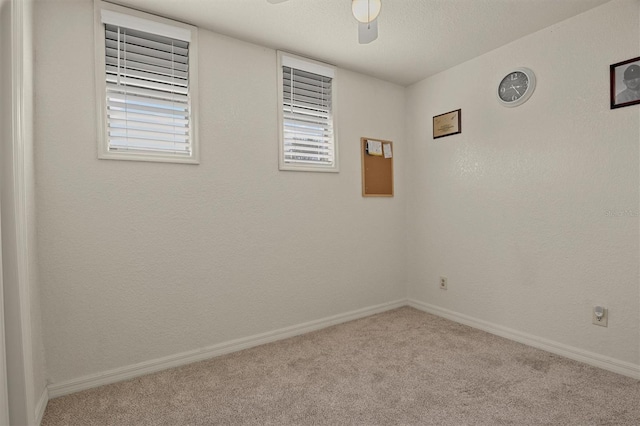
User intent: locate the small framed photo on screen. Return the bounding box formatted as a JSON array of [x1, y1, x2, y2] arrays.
[[433, 109, 461, 139], [610, 56, 640, 109]]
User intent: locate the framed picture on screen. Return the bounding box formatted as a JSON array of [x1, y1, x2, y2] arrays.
[[433, 109, 461, 139], [610, 56, 640, 109]]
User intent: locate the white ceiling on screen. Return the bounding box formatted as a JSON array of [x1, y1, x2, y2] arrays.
[[110, 0, 611, 86]]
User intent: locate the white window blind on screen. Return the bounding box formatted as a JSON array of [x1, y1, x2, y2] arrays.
[[103, 22, 192, 157], [281, 56, 336, 170]]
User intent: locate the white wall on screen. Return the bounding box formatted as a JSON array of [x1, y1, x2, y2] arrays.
[[407, 0, 640, 370], [22, 0, 48, 416], [33, 0, 639, 396], [35, 0, 406, 386], [0, 0, 13, 423], [1, 0, 47, 423]]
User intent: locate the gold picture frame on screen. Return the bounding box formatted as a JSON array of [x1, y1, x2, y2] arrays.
[[433, 109, 461, 139]]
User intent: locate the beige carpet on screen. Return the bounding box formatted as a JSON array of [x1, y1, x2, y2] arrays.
[[42, 307, 640, 425]]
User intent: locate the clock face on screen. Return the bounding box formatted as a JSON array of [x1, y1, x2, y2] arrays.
[[497, 68, 536, 107]]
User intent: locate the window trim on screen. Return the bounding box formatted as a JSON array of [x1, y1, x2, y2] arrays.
[[94, 0, 199, 164], [277, 51, 339, 173]]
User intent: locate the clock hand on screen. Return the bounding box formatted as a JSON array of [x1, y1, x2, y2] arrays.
[[510, 85, 521, 96]]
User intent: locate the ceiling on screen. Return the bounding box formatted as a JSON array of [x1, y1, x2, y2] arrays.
[[110, 0, 611, 87]]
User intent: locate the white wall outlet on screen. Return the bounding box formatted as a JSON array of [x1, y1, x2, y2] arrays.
[[439, 276, 448, 290], [592, 306, 608, 327]]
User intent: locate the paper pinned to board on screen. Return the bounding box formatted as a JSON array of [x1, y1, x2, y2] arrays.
[[367, 140, 383, 156], [383, 143, 392, 158]]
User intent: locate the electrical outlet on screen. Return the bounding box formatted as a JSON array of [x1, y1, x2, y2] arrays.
[[439, 276, 448, 290], [592, 306, 608, 327]]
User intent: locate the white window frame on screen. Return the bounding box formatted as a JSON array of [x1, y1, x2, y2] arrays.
[[94, 0, 199, 164], [277, 51, 339, 173]]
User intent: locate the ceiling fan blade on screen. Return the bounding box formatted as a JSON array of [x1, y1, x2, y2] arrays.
[[358, 19, 378, 44], [267, 0, 289, 3]]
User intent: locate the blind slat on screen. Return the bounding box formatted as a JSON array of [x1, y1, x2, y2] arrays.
[[105, 38, 188, 65], [106, 87, 189, 110], [284, 145, 332, 155], [284, 97, 330, 109], [108, 130, 189, 142], [284, 134, 332, 144], [108, 136, 190, 146], [285, 120, 332, 133], [109, 142, 191, 154], [106, 65, 187, 88], [284, 68, 331, 84], [284, 111, 331, 123], [106, 75, 188, 96], [283, 78, 332, 95], [106, 56, 188, 80], [284, 122, 331, 132], [107, 103, 189, 121], [105, 47, 188, 73], [107, 110, 189, 126], [108, 119, 189, 135], [105, 27, 189, 57]]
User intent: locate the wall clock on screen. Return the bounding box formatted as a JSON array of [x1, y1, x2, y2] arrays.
[[497, 67, 536, 107]]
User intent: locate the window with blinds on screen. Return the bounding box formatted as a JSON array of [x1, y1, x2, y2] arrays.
[[96, 3, 198, 163], [278, 52, 338, 172]]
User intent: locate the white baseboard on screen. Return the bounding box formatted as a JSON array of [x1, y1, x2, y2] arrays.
[[408, 299, 640, 380], [35, 386, 48, 426], [48, 299, 408, 399], [46, 298, 639, 401]]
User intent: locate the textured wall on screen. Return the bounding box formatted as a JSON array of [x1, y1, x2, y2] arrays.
[[34, 0, 639, 388], [34, 0, 406, 384], [406, 0, 640, 366]]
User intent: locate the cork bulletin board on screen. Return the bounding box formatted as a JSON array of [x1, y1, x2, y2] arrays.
[[361, 137, 394, 197]]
